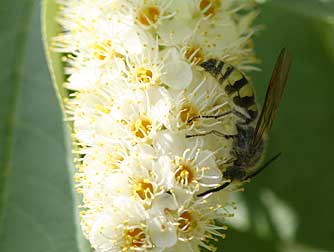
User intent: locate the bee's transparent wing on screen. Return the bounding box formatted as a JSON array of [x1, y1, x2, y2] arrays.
[[252, 48, 292, 147]]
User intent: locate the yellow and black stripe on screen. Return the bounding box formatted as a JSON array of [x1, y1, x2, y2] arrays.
[[200, 59, 258, 123]]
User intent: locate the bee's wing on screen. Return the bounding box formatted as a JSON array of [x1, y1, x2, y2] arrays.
[[252, 48, 292, 147]]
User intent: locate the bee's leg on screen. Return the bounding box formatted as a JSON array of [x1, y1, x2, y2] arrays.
[[232, 110, 251, 123], [186, 130, 236, 138], [188, 111, 232, 124], [222, 156, 236, 165], [187, 110, 249, 124], [189, 111, 232, 122], [197, 180, 232, 197]]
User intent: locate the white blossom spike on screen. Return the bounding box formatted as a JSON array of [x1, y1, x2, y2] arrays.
[[54, 0, 260, 251]]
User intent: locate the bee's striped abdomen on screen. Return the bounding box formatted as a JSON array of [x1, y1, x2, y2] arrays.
[[225, 76, 248, 94], [200, 59, 258, 123]]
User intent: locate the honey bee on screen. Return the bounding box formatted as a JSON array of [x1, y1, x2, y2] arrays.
[[196, 48, 292, 197]]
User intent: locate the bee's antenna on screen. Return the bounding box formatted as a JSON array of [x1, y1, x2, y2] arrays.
[[244, 152, 282, 180], [197, 152, 282, 197]]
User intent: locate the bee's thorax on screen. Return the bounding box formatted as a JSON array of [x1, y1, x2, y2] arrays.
[[224, 125, 264, 181]]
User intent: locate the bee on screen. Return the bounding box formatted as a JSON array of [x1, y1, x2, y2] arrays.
[[196, 48, 292, 197]]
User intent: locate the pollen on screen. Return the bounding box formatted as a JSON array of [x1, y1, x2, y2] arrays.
[[95, 104, 111, 114], [136, 67, 153, 84], [94, 45, 107, 60], [125, 227, 146, 248], [138, 6, 160, 26], [104, 153, 124, 170], [180, 104, 199, 124], [130, 116, 152, 139], [199, 0, 221, 17], [185, 46, 205, 64], [93, 40, 117, 61], [178, 210, 194, 233], [133, 179, 154, 200], [175, 163, 195, 186]]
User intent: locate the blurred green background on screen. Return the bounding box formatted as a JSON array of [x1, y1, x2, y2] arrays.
[[0, 0, 334, 251]]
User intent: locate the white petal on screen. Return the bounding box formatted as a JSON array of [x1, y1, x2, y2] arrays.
[[151, 193, 178, 215], [158, 19, 192, 45], [165, 240, 195, 252], [148, 216, 177, 248], [154, 131, 186, 155], [161, 49, 192, 89], [200, 166, 222, 186]]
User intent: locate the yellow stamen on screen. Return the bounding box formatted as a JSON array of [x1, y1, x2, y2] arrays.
[[133, 180, 154, 200], [138, 6, 160, 26], [136, 67, 153, 84], [130, 116, 152, 139], [105, 154, 124, 170], [126, 227, 146, 248], [180, 104, 199, 124], [199, 0, 221, 17], [185, 46, 205, 64], [178, 210, 194, 232], [175, 163, 194, 186]]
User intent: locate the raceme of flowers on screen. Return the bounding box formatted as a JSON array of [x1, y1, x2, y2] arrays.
[[53, 0, 259, 251]]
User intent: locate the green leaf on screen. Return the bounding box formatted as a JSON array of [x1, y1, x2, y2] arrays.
[[42, 0, 67, 109], [224, 0, 334, 251], [0, 0, 89, 251]]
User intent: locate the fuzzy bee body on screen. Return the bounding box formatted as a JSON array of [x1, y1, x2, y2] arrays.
[[198, 49, 292, 197], [223, 125, 265, 181]]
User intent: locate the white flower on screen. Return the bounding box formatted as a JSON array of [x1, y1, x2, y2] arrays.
[[66, 87, 115, 146], [89, 198, 155, 252], [127, 0, 175, 29], [148, 193, 179, 249], [102, 144, 172, 207], [155, 131, 223, 194], [76, 143, 128, 205], [108, 88, 170, 143], [124, 42, 166, 89], [54, 0, 260, 251]]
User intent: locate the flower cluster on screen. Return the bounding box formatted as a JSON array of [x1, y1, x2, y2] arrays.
[[54, 0, 259, 251]]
